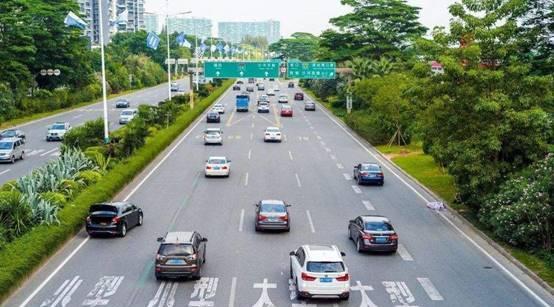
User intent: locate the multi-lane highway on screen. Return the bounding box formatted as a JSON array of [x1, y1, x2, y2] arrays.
[[4, 80, 553, 307], [0, 80, 189, 185]]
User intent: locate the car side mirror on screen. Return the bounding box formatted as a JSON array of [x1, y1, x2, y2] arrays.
[[354, 165, 359, 168], [289, 251, 295, 256], [227, 160, 231, 163], [286, 204, 291, 207], [202, 237, 208, 242], [157, 237, 164, 242], [341, 252, 346, 257]]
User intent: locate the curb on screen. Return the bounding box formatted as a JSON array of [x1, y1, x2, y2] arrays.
[[306, 89, 554, 297]]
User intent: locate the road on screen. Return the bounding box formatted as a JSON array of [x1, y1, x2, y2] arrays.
[[4, 80, 553, 307], [0, 79, 189, 185]]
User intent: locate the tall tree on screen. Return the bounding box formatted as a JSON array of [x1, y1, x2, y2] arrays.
[[269, 32, 319, 61], [324, 0, 427, 60], [518, 0, 554, 75]]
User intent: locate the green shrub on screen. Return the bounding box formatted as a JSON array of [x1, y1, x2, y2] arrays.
[[60, 179, 81, 198], [0, 180, 18, 192], [0, 191, 31, 240], [63, 118, 104, 150], [76, 170, 102, 186], [39, 192, 67, 208]]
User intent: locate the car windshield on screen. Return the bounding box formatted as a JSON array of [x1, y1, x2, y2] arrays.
[[159, 244, 194, 256], [89, 204, 118, 213], [361, 164, 380, 171], [282, 106, 291, 110], [208, 159, 226, 164], [365, 221, 394, 231], [260, 203, 285, 213], [117, 100, 128, 103], [0, 142, 14, 150], [306, 261, 345, 273], [121, 111, 134, 116], [51, 124, 66, 130], [1, 130, 16, 137]]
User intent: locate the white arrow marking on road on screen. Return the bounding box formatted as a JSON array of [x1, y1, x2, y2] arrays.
[[397, 244, 414, 261], [351, 281, 378, 307], [352, 185, 362, 194], [362, 200, 375, 211], [417, 278, 444, 301], [252, 279, 277, 307]]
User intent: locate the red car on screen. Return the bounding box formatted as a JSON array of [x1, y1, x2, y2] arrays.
[[280, 105, 293, 117], [294, 92, 304, 100]]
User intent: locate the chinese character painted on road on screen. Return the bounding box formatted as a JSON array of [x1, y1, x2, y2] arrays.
[[351, 281, 379, 307], [81, 276, 124, 307], [188, 277, 219, 307], [147, 281, 178, 307], [382, 281, 418, 307], [40, 276, 83, 307]]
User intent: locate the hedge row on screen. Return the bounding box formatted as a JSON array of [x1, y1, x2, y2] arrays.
[[0, 80, 233, 302]]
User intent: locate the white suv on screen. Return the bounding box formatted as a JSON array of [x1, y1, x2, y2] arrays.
[[289, 245, 350, 301]]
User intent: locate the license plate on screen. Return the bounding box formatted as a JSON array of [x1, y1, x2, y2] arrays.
[[268, 217, 279, 222], [320, 277, 332, 283], [375, 237, 387, 243], [214, 167, 220, 170], [369, 174, 376, 178], [167, 259, 185, 265]]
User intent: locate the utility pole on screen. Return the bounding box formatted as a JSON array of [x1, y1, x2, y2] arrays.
[[98, 0, 109, 143], [165, 0, 172, 101]]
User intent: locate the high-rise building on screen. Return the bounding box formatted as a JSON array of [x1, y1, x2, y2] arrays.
[[77, 0, 113, 46], [165, 17, 212, 38], [115, 0, 145, 33], [144, 12, 160, 33], [217, 20, 280, 44]]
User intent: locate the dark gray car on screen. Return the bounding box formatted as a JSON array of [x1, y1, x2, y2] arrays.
[[155, 231, 207, 280], [255, 200, 291, 232]]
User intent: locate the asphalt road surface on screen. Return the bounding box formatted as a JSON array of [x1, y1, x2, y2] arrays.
[[4, 80, 553, 307], [0, 79, 189, 185]]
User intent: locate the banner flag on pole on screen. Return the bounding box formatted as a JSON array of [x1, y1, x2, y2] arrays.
[[183, 39, 192, 48], [146, 31, 160, 50], [176, 32, 186, 46], [210, 44, 217, 52], [64, 11, 87, 29]]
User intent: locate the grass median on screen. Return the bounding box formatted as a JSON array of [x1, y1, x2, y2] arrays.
[[0, 79, 233, 303]]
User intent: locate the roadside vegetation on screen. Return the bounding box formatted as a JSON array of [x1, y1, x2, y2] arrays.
[[0, 80, 232, 301], [276, 0, 553, 286]]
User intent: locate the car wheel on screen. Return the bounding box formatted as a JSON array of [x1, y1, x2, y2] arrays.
[[295, 279, 303, 300], [20, 152, 24, 160], [10, 156, 15, 164], [119, 223, 127, 237], [137, 213, 143, 226], [341, 293, 350, 301], [255, 225, 260, 232], [356, 238, 363, 253], [380, 181, 384, 186], [285, 226, 290, 232], [289, 264, 293, 279]]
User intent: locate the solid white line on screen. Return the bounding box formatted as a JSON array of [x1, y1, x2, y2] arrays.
[[288, 151, 293, 161], [18, 85, 233, 307], [343, 173, 351, 180], [239, 209, 245, 232], [320, 141, 326, 146], [315, 96, 552, 307], [250, 132, 253, 141], [330, 154, 336, 160], [244, 172, 249, 186], [337, 163, 344, 169], [251, 122, 255, 128], [27, 149, 44, 156], [248, 149, 252, 160], [417, 278, 444, 301], [228, 277, 237, 307], [306, 210, 315, 233], [40, 148, 58, 157], [295, 173, 302, 188], [352, 185, 362, 194], [0, 169, 11, 176], [362, 200, 375, 211], [72, 114, 83, 119], [397, 244, 414, 261], [316, 135, 322, 140]]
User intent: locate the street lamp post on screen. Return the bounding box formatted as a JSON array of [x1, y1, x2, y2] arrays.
[[98, 0, 110, 144], [165, 5, 192, 101]]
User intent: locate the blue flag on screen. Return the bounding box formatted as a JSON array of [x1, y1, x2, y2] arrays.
[[146, 32, 160, 50], [64, 11, 87, 29], [216, 43, 224, 53], [176, 32, 186, 46]]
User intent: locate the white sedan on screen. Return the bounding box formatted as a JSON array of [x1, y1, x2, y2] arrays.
[[205, 156, 231, 177], [264, 127, 282, 142], [212, 103, 225, 114]]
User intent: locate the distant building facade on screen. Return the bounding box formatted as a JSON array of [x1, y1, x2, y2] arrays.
[[114, 0, 145, 33], [144, 12, 160, 33], [166, 17, 212, 38], [217, 20, 280, 44]]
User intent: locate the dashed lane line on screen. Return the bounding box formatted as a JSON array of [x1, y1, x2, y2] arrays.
[[40, 148, 58, 157], [417, 277, 444, 301], [239, 209, 245, 232], [330, 154, 336, 160], [248, 149, 252, 160], [306, 210, 316, 233], [397, 244, 414, 261], [337, 163, 344, 169], [343, 173, 352, 180], [0, 169, 11, 176], [352, 185, 362, 194], [362, 200, 375, 211], [228, 277, 237, 307], [244, 172, 249, 186], [295, 173, 302, 188], [288, 151, 293, 161]]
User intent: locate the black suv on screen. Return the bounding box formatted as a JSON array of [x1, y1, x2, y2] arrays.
[[86, 202, 143, 237], [155, 231, 208, 280], [206, 111, 221, 123]]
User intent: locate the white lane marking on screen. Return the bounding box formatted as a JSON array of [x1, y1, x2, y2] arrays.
[[82, 275, 124, 306], [189, 277, 218, 305], [382, 281, 416, 306], [251, 122, 255, 128], [295, 173, 302, 188], [72, 114, 83, 119], [316, 135, 322, 140], [288, 151, 293, 161], [324, 147, 331, 152], [244, 172, 249, 186], [315, 97, 552, 307], [239, 209, 245, 232], [362, 200, 375, 211], [337, 163, 344, 169], [343, 173, 352, 180], [417, 278, 444, 301], [351, 281, 378, 307], [26, 149, 43, 156], [250, 132, 253, 141], [306, 210, 316, 233], [309, 126, 314, 130], [19, 84, 233, 307], [228, 277, 237, 307], [252, 279, 276, 307], [228, 135, 234, 140], [320, 140, 326, 146], [40, 148, 58, 157], [248, 149, 252, 160], [397, 244, 414, 261], [330, 154, 336, 160], [352, 185, 362, 194], [236, 135, 242, 140], [40, 275, 82, 307], [302, 136, 309, 141], [50, 151, 60, 157], [0, 169, 11, 176]]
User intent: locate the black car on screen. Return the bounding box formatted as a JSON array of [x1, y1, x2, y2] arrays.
[[255, 200, 291, 232], [353, 163, 384, 185], [0, 129, 25, 142], [348, 215, 398, 253], [237, 80, 244, 84], [86, 202, 143, 237], [288, 82, 295, 88], [246, 86, 254, 92], [155, 231, 207, 280], [206, 111, 221, 123], [304, 101, 316, 111], [115, 99, 130, 108], [233, 85, 241, 91]]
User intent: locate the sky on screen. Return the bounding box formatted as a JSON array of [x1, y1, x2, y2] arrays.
[[145, 0, 458, 37]]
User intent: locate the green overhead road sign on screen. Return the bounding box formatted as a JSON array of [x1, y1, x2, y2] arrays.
[[287, 62, 336, 79], [204, 61, 280, 78]]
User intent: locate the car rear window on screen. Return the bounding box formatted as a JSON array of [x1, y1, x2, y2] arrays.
[[89, 204, 118, 213], [260, 203, 285, 213], [306, 261, 345, 273], [51, 124, 66, 130], [206, 131, 220, 135], [361, 164, 380, 172], [267, 128, 279, 132], [1, 130, 16, 137], [159, 244, 194, 256], [208, 159, 226, 164], [121, 111, 134, 116], [364, 221, 393, 231], [0, 142, 13, 150]]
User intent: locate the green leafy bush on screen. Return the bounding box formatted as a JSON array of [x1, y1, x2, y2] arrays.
[[0, 180, 18, 192], [76, 170, 102, 186], [63, 118, 104, 150], [0, 191, 31, 240], [39, 192, 67, 208]]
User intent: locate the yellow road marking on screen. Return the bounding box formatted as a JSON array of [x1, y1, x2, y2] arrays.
[[225, 110, 236, 127]]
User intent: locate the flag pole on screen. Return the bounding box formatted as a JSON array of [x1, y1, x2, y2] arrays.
[[165, 0, 172, 101], [98, 0, 110, 144]]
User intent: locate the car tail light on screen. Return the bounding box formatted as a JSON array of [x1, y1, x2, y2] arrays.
[[258, 215, 267, 221], [336, 274, 349, 282], [206, 166, 212, 169], [301, 272, 317, 281], [111, 216, 120, 224], [222, 166, 228, 170], [362, 233, 373, 244], [279, 215, 288, 221], [156, 254, 166, 261], [378, 172, 384, 177], [389, 234, 398, 241], [360, 172, 369, 176]]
